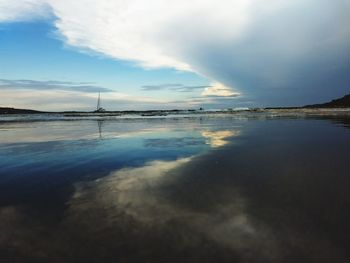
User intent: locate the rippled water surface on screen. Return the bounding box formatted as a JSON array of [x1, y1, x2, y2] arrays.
[[1, 115, 350, 262]]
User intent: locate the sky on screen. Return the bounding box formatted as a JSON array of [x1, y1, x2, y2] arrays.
[[0, 0, 350, 111]]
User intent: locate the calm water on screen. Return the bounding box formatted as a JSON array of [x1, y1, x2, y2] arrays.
[[0, 115, 350, 263]]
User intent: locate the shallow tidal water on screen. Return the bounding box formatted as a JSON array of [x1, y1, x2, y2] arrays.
[[0, 115, 350, 263]]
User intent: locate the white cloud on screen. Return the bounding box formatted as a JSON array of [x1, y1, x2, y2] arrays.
[[0, 0, 257, 71], [202, 82, 240, 97], [0, 0, 50, 22]]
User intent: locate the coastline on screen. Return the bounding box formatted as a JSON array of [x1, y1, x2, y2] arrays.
[[1, 108, 350, 122]]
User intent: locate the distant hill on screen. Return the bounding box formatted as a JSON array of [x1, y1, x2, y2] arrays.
[[0, 107, 44, 114], [304, 94, 350, 108]]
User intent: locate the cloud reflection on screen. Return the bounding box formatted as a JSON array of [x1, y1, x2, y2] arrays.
[[144, 137, 205, 148], [70, 157, 279, 261], [201, 130, 240, 148]]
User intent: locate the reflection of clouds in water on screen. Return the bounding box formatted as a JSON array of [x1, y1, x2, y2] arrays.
[[71, 157, 280, 261], [112, 127, 172, 139], [144, 137, 204, 148], [0, 119, 242, 145], [143, 129, 242, 149], [0, 121, 175, 144], [72, 158, 193, 221], [1, 156, 347, 262], [69, 156, 348, 262], [201, 130, 240, 147]]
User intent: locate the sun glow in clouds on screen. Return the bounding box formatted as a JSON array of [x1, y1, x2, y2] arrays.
[[202, 82, 240, 97]]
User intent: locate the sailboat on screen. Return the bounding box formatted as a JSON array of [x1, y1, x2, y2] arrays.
[[95, 92, 106, 113]]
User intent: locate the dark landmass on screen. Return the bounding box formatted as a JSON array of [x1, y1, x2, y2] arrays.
[[265, 93, 350, 109], [304, 94, 350, 108], [0, 107, 46, 114]]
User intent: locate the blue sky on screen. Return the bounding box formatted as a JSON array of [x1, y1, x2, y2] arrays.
[[0, 0, 349, 110], [0, 21, 213, 110]]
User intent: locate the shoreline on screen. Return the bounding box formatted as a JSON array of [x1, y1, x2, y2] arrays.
[[1, 108, 350, 122]]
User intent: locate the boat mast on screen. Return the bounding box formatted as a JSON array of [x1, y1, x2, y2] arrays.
[[97, 92, 101, 111]]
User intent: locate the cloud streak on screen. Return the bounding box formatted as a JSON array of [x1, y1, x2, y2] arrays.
[[0, 79, 113, 93], [141, 84, 209, 92]]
